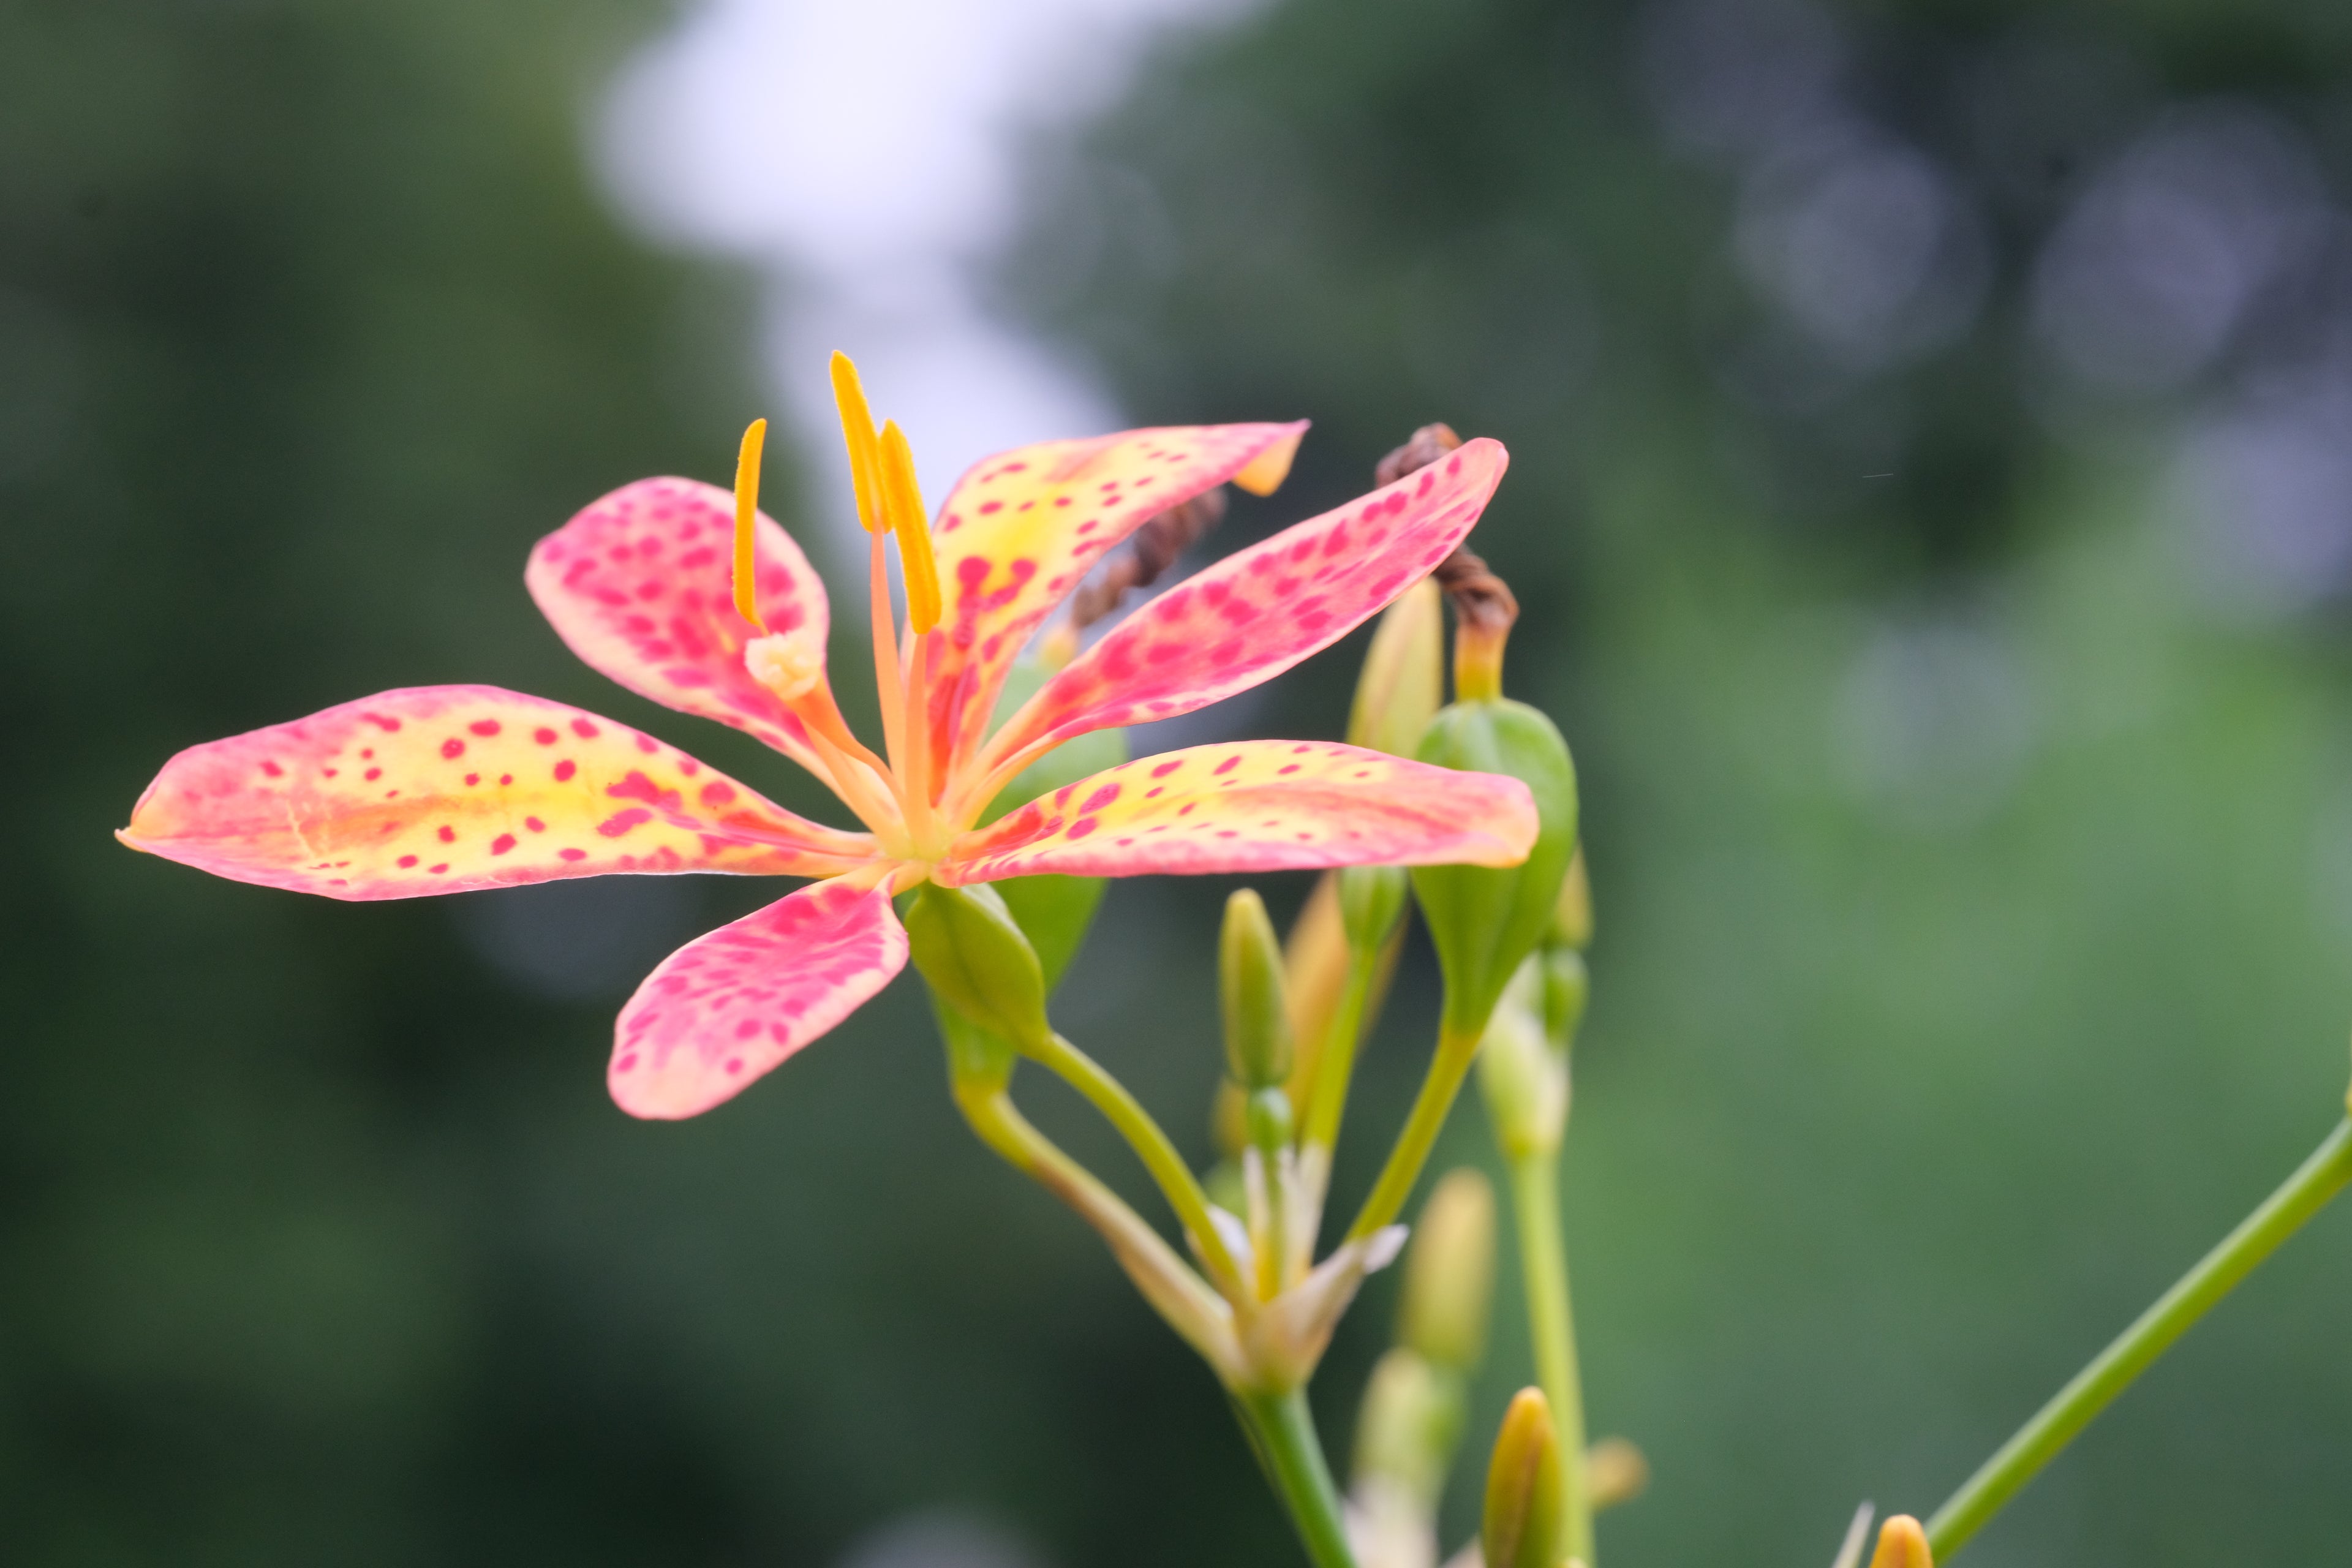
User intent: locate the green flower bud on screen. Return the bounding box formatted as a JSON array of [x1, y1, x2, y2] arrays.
[[905, 883, 1049, 1050], [1338, 862, 1409, 956], [1351, 1346, 1464, 1508], [1479, 982, 1566, 1160], [1411, 697, 1578, 1038], [1349, 576, 1445, 757], [1398, 1167, 1496, 1373], [1221, 888, 1294, 1090], [1542, 946, 1589, 1051], [1245, 1085, 1294, 1153], [1482, 1387, 1565, 1568]]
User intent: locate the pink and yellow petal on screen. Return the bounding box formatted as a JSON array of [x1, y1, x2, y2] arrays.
[[527, 477, 834, 774], [935, 740, 1536, 884], [974, 438, 1508, 782], [921, 420, 1308, 782], [119, 686, 875, 900], [610, 878, 908, 1119]]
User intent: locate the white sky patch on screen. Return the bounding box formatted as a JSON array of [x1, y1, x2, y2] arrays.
[[597, 0, 1263, 548]]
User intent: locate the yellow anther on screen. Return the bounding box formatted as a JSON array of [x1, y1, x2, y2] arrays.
[[880, 420, 941, 635], [732, 417, 768, 631], [829, 352, 888, 534]]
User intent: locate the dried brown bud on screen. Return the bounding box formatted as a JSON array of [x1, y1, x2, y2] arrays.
[[1375, 423, 1518, 696], [1376, 423, 1463, 486], [1065, 489, 1229, 633]]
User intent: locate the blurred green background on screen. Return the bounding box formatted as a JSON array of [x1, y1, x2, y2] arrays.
[[8, 1, 2352, 1564]]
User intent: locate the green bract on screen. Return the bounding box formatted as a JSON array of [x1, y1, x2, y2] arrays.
[[1410, 697, 1578, 1038], [980, 658, 1128, 989], [905, 883, 1050, 1051]]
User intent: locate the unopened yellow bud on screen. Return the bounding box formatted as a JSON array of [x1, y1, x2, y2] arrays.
[[742, 628, 824, 701], [1349, 575, 1444, 757], [1585, 1437, 1648, 1512], [1482, 1389, 1564, 1568], [1212, 1079, 1248, 1161], [1552, 845, 1593, 950], [1221, 888, 1294, 1090], [1868, 1515, 1934, 1568], [1281, 875, 1349, 1098], [1398, 1168, 1495, 1373]]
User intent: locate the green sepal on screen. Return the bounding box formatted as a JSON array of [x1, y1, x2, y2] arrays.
[[905, 883, 1050, 1051], [932, 992, 1018, 1096], [1409, 697, 1578, 1038], [992, 875, 1107, 992], [978, 657, 1128, 991]]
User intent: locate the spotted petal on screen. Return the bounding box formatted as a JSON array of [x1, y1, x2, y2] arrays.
[[610, 878, 908, 1119], [935, 740, 1536, 885], [921, 421, 1309, 783], [972, 439, 1508, 788], [528, 477, 833, 775], [119, 686, 874, 900]]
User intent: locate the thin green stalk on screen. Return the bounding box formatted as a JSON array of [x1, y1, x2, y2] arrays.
[[1926, 1116, 2352, 1561], [949, 1080, 1242, 1380], [1236, 1387, 1359, 1568], [1348, 1020, 1483, 1242], [1509, 1151, 1591, 1567], [1025, 1030, 1246, 1294]]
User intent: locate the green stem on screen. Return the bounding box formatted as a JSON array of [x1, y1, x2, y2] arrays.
[[1236, 1387, 1359, 1568], [1509, 1151, 1591, 1567], [949, 1079, 1242, 1379], [1026, 1030, 1248, 1295], [1926, 1115, 2352, 1561], [1347, 1019, 1483, 1242]]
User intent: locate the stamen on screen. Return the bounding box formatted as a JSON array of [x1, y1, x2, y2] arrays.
[[829, 352, 888, 534], [743, 630, 823, 701], [878, 420, 941, 635], [732, 418, 768, 631]]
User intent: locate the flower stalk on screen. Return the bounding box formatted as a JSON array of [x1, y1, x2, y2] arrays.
[[1925, 1114, 2352, 1559]]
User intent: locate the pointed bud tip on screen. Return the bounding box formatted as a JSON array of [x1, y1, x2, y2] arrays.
[[1221, 888, 1294, 1088], [1400, 1168, 1496, 1371], [1867, 1515, 1933, 1568], [1482, 1388, 1564, 1568]]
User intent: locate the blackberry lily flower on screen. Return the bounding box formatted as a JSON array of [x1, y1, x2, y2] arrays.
[[121, 356, 1536, 1118]]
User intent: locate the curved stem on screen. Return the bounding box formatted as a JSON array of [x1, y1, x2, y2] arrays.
[[950, 1079, 1241, 1379], [1926, 1116, 2352, 1561], [1509, 1151, 1591, 1567], [1236, 1387, 1359, 1568], [1027, 1030, 1248, 1297], [1347, 1020, 1483, 1243]]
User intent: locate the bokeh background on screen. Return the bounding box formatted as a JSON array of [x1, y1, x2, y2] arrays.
[[9, 1, 2352, 1564]]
